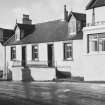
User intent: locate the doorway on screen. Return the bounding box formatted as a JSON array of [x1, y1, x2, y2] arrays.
[[22, 46, 26, 67], [48, 44, 54, 67]]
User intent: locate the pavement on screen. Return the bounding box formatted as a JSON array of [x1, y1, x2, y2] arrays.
[[0, 81, 105, 105]]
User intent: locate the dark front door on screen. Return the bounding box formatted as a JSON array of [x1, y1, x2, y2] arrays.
[[48, 44, 54, 67], [22, 46, 26, 66]]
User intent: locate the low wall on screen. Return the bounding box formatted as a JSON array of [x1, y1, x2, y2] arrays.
[[11, 67, 56, 81]]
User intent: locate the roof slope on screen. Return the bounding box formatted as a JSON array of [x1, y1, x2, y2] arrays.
[[86, 0, 105, 10], [5, 20, 83, 46], [16, 23, 35, 37], [0, 28, 14, 44]]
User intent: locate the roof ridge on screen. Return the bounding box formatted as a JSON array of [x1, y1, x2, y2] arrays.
[[17, 23, 35, 26], [35, 19, 63, 25]]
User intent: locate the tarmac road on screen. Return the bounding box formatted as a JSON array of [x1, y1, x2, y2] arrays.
[[0, 81, 105, 105]]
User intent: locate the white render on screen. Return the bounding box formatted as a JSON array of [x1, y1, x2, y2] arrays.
[[86, 6, 105, 25], [83, 5, 105, 81], [0, 43, 5, 71], [4, 39, 83, 81]]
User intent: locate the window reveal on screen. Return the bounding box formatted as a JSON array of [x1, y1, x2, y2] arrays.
[[88, 33, 105, 53], [64, 43, 72, 60], [11, 47, 16, 60], [32, 45, 38, 60]]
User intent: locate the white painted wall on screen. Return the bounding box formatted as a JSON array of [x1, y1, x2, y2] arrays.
[[27, 43, 48, 65], [54, 40, 84, 77], [6, 46, 11, 67], [30, 67, 56, 81], [6, 45, 22, 68], [11, 67, 55, 81], [0, 43, 4, 70], [16, 45, 21, 61], [83, 24, 105, 81], [6, 43, 55, 81], [12, 67, 22, 81], [86, 6, 105, 24], [39, 43, 48, 62], [27, 44, 32, 61], [6, 40, 84, 80]]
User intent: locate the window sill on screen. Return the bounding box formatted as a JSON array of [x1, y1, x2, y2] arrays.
[[64, 58, 73, 61], [69, 33, 76, 35], [11, 59, 16, 61], [86, 51, 105, 56], [32, 59, 39, 62]]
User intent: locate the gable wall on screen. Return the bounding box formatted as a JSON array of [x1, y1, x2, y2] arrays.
[[15, 26, 20, 41], [68, 15, 76, 35]]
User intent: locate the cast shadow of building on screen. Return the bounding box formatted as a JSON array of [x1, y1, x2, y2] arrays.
[[7, 69, 12, 81], [21, 66, 34, 82]]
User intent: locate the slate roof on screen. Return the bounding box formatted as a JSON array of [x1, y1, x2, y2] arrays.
[[5, 20, 83, 46], [15, 23, 35, 38], [0, 28, 14, 43], [68, 12, 86, 21], [86, 0, 105, 10]]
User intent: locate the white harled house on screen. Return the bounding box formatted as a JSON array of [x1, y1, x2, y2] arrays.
[[0, 5, 86, 81]]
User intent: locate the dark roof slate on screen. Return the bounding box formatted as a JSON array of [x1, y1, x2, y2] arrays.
[[0, 28, 14, 43], [86, 0, 105, 10], [68, 12, 86, 21], [5, 20, 83, 46], [16, 23, 35, 37]]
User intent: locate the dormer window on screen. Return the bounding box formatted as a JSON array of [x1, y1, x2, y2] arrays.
[[68, 15, 76, 35], [15, 26, 20, 41], [68, 12, 86, 37]]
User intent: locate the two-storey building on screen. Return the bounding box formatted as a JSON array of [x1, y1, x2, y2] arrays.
[[83, 0, 105, 81]]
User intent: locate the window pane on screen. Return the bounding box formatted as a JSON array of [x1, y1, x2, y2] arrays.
[[89, 34, 98, 52], [99, 33, 105, 51], [11, 47, 16, 60], [88, 33, 105, 53], [32, 45, 38, 60], [64, 43, 72, 60], [102, 40, 105, 51], [94, 41, 98, 51], [99, 39, 102, 51]]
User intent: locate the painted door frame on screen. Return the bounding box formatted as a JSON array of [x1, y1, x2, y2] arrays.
[[47, 44, 54, 67], [22, 46, 27, 67]]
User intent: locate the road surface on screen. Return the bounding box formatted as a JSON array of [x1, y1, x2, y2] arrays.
[[0, 81, 104, 105]]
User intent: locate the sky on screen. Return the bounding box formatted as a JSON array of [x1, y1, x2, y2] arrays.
[[0, 0, 90, 29]]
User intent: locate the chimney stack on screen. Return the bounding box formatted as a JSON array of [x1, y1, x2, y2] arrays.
[[64, 5, 68, 22], [22, 14, 32, 24]]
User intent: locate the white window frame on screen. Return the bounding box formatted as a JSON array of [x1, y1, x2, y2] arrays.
[[11, 46, 16, 60], [32, 45, 39, 61], [88, 33, 105, 53], [64, 42, 73, 60]]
